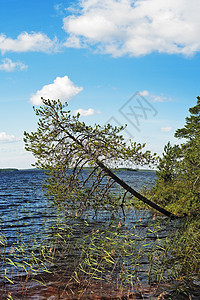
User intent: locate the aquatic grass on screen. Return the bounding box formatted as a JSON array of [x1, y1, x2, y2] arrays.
[[168, 217, 200, 279], [0, 227, 55, 298], [147, 216, 200, 291], [41, 216, 161, 298], [1, 207, 200, 298]]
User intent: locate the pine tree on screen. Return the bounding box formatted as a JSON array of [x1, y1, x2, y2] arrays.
[[24, 98, 176, 218], [153, 97, 200, 215], [175, 96, 200, 190]]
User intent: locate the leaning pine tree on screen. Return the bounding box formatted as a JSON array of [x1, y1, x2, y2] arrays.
[[24, 99, 177, 218]]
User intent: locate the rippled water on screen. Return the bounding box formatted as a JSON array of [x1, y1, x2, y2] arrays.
[[1, 170, 200, 299], [0, 169, 165, 297], [0, 171, 55, 248], [0, 169, 157, 235], [0, 169, 157, 270]]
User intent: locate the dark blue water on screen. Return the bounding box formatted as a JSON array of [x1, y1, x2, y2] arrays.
[[0, 169, 156, 234], [0, 170, 55, 246], [1, 170, 200, 299], [0, 169, 157, 278]]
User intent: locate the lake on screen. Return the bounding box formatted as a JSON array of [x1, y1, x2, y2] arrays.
[[0, 169, 157, 258], [1, 169, 198, 299]]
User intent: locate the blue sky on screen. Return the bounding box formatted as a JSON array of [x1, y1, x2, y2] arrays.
[[0, 0, 200, 168]]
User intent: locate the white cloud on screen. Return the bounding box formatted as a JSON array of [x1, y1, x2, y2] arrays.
[[74, 108, 101, 116], [0, 58, 27, 72], [139, 90, 149, 97], [139, 90, 172, 102], [0, 32, 58, 54], [63, 0, 200, 57], [54, 3, 66, 16], [64, 35, 82, 48], [54, 3, 63, 13], [161, 127, 173, 132], [151, 95, 172, 102], [0, 132, 19, 143], [30, 76, 83, 105]]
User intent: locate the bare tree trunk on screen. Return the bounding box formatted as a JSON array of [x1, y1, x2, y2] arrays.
[[66, 128, 178, 219], [97, 160, 178, 219]]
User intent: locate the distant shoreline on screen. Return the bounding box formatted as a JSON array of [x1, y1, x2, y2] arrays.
[[0, 168, 19, 172], [0, 167, 156, 173]]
